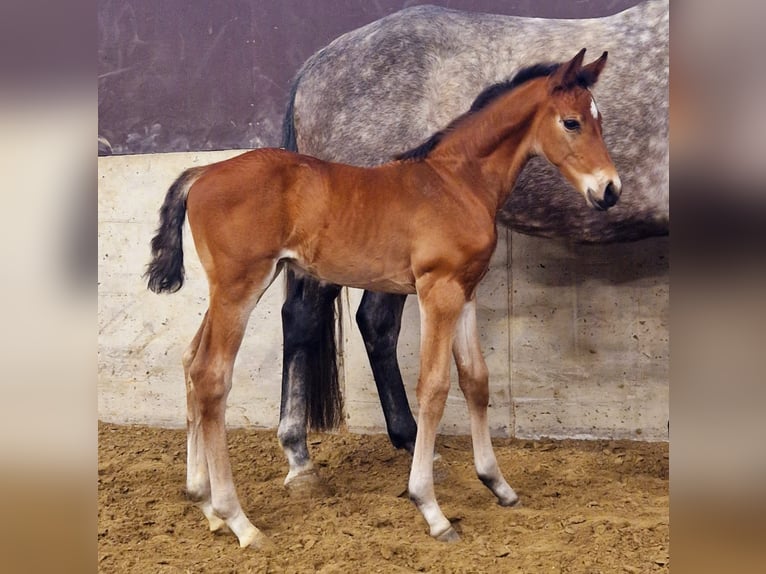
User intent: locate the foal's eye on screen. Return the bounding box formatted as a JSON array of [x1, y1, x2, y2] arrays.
[[563, 119, 581, 132]]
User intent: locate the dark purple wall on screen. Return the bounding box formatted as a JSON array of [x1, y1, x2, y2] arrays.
[[97, 0, 641, 155]]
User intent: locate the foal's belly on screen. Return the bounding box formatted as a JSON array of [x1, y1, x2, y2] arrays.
[[284, 252, 417, 295]]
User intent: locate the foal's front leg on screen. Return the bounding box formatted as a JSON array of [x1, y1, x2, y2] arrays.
[[453, 299, 518, 506], [409, 279, 464, 541]]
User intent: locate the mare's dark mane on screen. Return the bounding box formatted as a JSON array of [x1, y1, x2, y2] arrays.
[[395, 62, 562, 162]]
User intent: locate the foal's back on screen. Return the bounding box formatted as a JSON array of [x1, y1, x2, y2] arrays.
[[186, 148, 492, 294]]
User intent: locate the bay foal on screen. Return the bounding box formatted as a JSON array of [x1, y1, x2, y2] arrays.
[[147, 49, 620, 547]]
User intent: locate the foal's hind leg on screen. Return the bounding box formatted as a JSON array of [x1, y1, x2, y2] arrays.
[[453, 299, 518, 507], [188, 265, 277, 549], [183, 311, 225, 532]]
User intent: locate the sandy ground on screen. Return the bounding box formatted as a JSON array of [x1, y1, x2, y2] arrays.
[[98, 422, 668, 573]]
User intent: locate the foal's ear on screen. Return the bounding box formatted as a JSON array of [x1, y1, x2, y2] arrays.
[[549, 48, 587, 91], [579, 51, 608, 87]]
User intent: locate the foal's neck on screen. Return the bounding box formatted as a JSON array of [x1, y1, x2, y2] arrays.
[[429, 80, 544, 214]]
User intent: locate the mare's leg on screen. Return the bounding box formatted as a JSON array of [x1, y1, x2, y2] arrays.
[[356, 291, 417, 452], [453, 299, 518, 507], [188, 265, 276, 549], [183, 311, 225, 532], [409, 278, 464, 541], [278, 269, 341, 486]]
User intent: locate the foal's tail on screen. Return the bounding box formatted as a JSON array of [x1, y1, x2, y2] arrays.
[[281, 77, 344, 432], [145, 167, 205, 294]]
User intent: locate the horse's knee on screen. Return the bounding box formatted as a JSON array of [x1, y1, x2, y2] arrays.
[[416, 376, 450, 410], [457, 365, 489, 406]]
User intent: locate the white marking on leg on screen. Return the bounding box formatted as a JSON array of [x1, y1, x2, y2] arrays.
[[186, 426, 209, 496], [199, 286, 272, 549], [409, 421, 453, 538], [454, 300, 518, 506], [199, 500, 225, 532], [408, 292, 460, 539], [279, 362, 315, 485]]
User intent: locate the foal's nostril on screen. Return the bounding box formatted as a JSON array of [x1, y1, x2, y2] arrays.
[[603, 181, 619, 208]]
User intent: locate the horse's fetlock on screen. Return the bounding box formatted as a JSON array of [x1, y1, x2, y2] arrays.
[[277, 424, 306, 450], [389, 429, 416, 453], [477, 472, 498, 491], [408, 490, 425, 509], [185, 484, 209, 503]]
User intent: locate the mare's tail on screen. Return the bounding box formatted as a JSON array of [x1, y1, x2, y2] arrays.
[[281, 78, 344, 431], [145, 167, 205, 294], [281, 79, 299, 154]]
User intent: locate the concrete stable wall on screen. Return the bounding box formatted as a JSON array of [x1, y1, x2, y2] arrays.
[[98, 152, 669, 440]]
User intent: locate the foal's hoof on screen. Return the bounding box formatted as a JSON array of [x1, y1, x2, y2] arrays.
[[434, 526, 461, 543], [206, 514, 226, 532], [239, 528, 274, 550]]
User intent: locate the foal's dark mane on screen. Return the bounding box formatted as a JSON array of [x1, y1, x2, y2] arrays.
[[395, 62, 569, 162]]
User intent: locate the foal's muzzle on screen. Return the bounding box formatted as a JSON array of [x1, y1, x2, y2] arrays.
[[587, 180, 621, 211]]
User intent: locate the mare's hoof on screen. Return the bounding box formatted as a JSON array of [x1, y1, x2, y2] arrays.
[[434, 526, 461, 543], [285, 469, 330, 498], [498, 493, 521, 508]]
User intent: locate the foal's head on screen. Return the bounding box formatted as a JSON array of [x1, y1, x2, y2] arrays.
[[534, 49, 621, 211]]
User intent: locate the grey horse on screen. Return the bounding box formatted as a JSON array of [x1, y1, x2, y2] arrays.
[[277, 0, 668, 487]]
